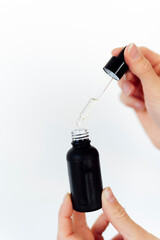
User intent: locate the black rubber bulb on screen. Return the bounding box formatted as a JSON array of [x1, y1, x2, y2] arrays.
[[103, 46, 128, 80]]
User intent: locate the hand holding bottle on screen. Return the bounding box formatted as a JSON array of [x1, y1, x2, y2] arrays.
[[112, 43, 160, 149], [57, 193, 109, 240], [101, 187, 159, 240], [57, 188, 159, 240]]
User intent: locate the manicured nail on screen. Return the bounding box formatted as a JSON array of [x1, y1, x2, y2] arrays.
[[134, 101, 145, 110], [104, 187, 116, 203], [122, 82, 133, 96], [128, 43, 141, 60]]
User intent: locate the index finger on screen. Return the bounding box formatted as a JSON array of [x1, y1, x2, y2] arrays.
[[57, 193, 74, 238], [91, 213, 109, 238]]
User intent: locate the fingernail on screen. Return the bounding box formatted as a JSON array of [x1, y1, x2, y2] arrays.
[[111, 49, 116, 55], [128, 43, 141, 60], [134, 101, 145, 110], [104, 187, 116, 204], [122, 74, 126, 81], [122, 82, 133, 96], [63, 193, 69, 202]]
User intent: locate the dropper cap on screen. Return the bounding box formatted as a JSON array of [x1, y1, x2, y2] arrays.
[[103, 47, 128, 80]]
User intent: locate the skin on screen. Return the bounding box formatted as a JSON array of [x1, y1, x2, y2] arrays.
[[57, 193, 109, 240], [57, 188, 159, 240], [113, 44, 160, 149], [57, 43, 160, 239]]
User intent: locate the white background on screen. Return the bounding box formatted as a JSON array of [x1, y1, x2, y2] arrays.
[[0, 0, 160, 239]]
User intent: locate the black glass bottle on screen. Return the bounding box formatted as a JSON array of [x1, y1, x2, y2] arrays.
[[66, 128, 103, 212]]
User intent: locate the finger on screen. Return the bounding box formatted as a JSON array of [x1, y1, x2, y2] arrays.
[[102, 187, 146, 239], [119, 81, 136, 96], [118, 71, 139, 88], [72, 211, 87, 230], [91, 213, 109, 239], [112, 47, 123, 56], [119, 73, 144, 100], [120, 93, 145, 111], [58, 193, 74, 238], [112, 46, 160, 67], [111, 233, 123, 240], [139, 46, 160, 67], [124, 43, 160, 94]]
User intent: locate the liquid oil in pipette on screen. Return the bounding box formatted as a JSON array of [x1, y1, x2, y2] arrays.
[[76, 77, 113, 127], [76, 98, 98, 126]]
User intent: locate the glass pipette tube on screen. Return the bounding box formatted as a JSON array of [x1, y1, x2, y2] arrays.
[[76, 75, 113, 126]]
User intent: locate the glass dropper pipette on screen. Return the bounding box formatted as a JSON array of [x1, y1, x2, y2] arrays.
[[76, 47, 128, 127], [76, 75, 113, 126]]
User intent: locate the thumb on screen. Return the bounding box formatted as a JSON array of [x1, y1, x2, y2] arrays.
[[102, 187, 146, 239], [124, 43, 160, 96]]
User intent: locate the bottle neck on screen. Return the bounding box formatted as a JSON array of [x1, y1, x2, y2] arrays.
[[71, 128, 91, 148]]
